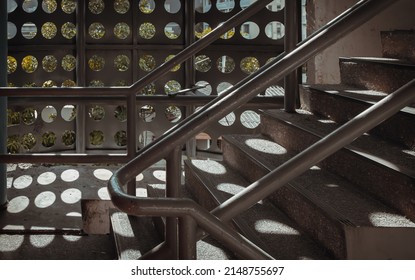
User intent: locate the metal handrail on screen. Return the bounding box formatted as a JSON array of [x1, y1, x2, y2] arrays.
[[108, 0, 401, 259]]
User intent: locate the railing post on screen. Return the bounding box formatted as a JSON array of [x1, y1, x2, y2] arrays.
[[0, 0, 8, 208], [165, 146, 182, 258], [127, 92, 138, 195], [179, 216, 197, 260], [284, 0, 300, 113], [76, 0, 87, 153]]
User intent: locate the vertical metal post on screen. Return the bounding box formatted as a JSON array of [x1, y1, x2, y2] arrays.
[[185, 0, 197, 157], [126, 93, 137, 195], [165, 146, 182, 258], [179, 216, 197, 260], [0, 0, 8, 208], [76, 0, 86, 153], [284, 0, 300, 112]]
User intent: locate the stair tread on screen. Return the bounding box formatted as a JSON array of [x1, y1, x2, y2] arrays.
[[224, 134, 415, 228], [263, 109, 415, 179], [185, 159, 331, 260], [306, 84, 415, 111]]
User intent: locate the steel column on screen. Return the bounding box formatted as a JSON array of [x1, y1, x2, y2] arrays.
[[284, 0, 300, 112], [165, 146, 182, 258], [76, 0, 86, 153], [179, 216, 197, 260], [0, 0, 8, 208]]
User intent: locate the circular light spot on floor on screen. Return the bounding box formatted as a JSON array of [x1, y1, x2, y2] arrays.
[[37, 171, 57, 185], [0, 234, 24, 252], [61, 188, 82, 204], [60, 169, 80, 182], [93, 168, 113, 181], [34, 191, 56, 208], [152, 170, 166, 182], [97, 187, 110, 200], [66, 212, 82, 217], [13, 175, 33, 189], [29, 234, 55, 248], [136, 173, 144, 181], [7, 196, 30, 213]]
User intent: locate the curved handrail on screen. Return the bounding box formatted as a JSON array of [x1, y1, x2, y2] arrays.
[[108, 0, 399, 258], [110, 192, 272, 259]]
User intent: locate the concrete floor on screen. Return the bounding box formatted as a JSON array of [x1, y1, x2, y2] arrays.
[[0, 162, 168, 260]]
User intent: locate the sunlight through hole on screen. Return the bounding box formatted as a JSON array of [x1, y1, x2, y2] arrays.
[[34, 191, 56, 208], [7, 196, 30, 213], [255, 219, 300, 235], [93, 168, 113, 181], [61, 169, 80, 182], [245, 139, 287, 155], [37, 171, 57, 185], [191, 160, 226, 175], [13, 175, 33, 189], [61, 188, 82, 204], [30, 234, 55, 248]]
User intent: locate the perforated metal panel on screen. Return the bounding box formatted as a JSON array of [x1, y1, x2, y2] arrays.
[[6, 0, 286, 154]]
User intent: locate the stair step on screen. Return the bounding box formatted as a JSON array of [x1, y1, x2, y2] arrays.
[[260, 109, 415, 222], [222, 133, 415, 259], [184, 159, 332, 260], [339, 57, 415, 92], [381, 30, 415, 62], [146, 183, 234, 260], [110, 210, 162, 260], [299, 84, 415, 150]]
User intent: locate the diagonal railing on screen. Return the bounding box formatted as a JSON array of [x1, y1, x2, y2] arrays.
[[107, 0, 407, 259]]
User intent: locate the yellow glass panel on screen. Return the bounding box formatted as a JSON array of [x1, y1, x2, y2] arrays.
[[88, 55, 105, 71], [62, 54, 76, 71], [114, 0, 130, 14], [7, 56, 17, 74], [139, 55, 156, 72], [42, 55, 57, 72], [61, 22, 76, 39], [41, 22, 57, 39], [89, 22, 105, 39], [88, 0, 105, 14], [22, 55, 38, 73], [61, 0, 76, 14], [114, 22, 130, 40], [114, 55, 130, 71], [139, 22, 156, 39]]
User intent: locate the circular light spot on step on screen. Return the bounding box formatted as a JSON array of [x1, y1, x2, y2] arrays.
[[369, 212, 414, 227], [255, 219, 300, 235], [37, 171, 57, 185], [245, 138, 287, 155], [34, 191, 56, 208], [7, 196, 30, 213], [13, 175, 33, 189], [216, 183, 245, 195], [93, 168, 113, 181], [191, 160, 226, 175], [61, 169, 79, 182], [61, 188, 82, 204]]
